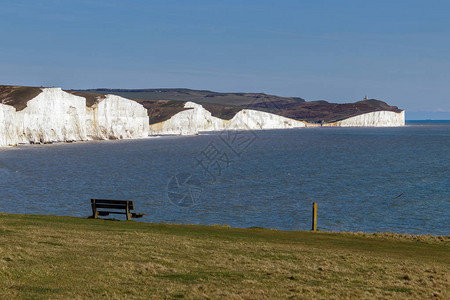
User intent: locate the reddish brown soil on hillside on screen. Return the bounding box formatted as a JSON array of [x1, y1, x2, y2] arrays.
[[247, 99, 403, 123], [81, 88, 403, 123], [66, 91, 107, 107], [0, 85, 42, 111]]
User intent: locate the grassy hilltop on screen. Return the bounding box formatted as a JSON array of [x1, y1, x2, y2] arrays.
[[0, 213, 448, 299]]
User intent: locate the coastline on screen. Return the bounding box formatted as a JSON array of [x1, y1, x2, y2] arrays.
[[0, 86, 405, 147], [0, 122, 420, 149], [1, 212, 449, 239]]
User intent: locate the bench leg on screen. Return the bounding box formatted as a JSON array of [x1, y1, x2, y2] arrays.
[[126, 207, 131, 221], [91, 203, 99, 219]]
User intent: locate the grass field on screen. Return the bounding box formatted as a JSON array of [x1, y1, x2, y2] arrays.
[[0, 213, 448, 299]]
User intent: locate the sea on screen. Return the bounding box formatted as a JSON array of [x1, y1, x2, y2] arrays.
[[1, 120, 449, 235]]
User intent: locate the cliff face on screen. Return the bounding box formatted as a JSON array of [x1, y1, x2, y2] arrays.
[[149, 103, 404, 135], [86, 94, 149, 140], [83, 88, 403, 124], [149, 102, 306, 135], [149, 102, 226, 135], [324, 111, 405, 127], [148, 101, 409, 135], [0, 88, 149, 146], [228, 109, 306, 130], [0, 85, 406, 146], [15, 88, 88, 144], [0, 104, 17, 146]]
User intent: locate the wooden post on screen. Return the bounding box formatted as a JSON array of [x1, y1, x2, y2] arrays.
[[312, 202, 317, 231]]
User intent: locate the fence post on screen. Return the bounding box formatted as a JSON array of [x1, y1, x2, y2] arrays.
[[312, 202, 317, 231]]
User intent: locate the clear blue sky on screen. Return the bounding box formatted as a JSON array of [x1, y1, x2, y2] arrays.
[[1, 0, 449, 119]]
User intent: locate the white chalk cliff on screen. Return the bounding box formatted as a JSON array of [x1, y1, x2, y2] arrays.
[[228, 109, 307, 130], [0, 88, 149, 146], [324, 111, 405, 127], [149, 102, 307, 135], [0, 103, 17, 146], [149, 102, 226, 135], [148, 102, 405, 136], [1, 87, 405, 146], [15, 88, 88, 144], [86, 94, 149, 140]]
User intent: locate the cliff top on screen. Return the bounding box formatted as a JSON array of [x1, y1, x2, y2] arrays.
[[80, 88, 307, 106], [0, 85, 43, 110], [66, 91, 106, 107], [81, 88, 402, 123], [0, 85, 403, 124], [0, 86, 107, 110]]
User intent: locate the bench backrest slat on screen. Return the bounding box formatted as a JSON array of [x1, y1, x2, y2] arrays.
[[94, 204, 130, 210], [91, 199, 134, 210]]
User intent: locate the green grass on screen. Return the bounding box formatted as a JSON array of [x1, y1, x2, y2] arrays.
[[0, 213, 448, 299]]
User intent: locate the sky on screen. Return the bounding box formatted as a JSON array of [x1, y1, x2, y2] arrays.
[[1, 0, 449, 119]]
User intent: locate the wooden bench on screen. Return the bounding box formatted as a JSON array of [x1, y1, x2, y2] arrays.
[[90, 199, 146, 220]]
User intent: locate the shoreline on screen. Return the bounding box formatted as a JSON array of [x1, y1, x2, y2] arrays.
[[1, 212, 448, 239], [1, 122, 443, 149]]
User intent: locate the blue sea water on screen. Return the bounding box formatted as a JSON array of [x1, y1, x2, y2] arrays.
[[1, 121, 449, 235]]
